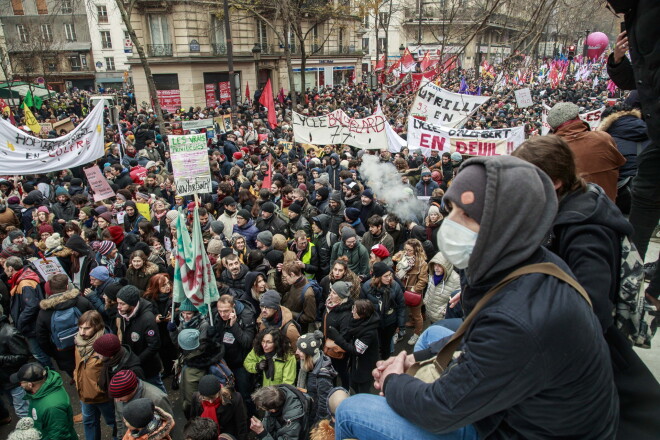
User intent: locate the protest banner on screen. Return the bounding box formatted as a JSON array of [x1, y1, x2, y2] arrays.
[[541, 105, 605, 135], [514, 88, 533, 108], [409, 82, 490, 128], [219, 82, 231, 102], [39, 122, 53, 136], [84, 166, 115, 201], [31, 257, 70, 282], [0, 100, 105, 174], [374, 104, 406, 153], [157, 90, 182, 113], [214, 115, 232, 133], [205, 84, 216, 107], [182, 118, 214, 131], [136, 202, 151, 221], [169, 133, 212, 196], [407, 118, 525, 156], [292, 109, 389, 149]]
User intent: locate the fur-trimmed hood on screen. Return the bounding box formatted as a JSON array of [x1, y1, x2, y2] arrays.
[[127, 261, 159, 276], [50, 246, 73, 258], [132, 406, 175, 440], [40, 289, 80, 310], [598, 109, 642, 133]]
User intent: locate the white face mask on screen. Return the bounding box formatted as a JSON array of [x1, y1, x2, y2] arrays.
[[437, 219, 478, 269]]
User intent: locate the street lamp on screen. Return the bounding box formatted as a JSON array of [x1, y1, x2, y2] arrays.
[[583, 29, 590, 59], [252, 43, 262, 88]]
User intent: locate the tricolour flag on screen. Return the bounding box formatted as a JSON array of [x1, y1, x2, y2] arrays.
[[173, 207, 219, 316]]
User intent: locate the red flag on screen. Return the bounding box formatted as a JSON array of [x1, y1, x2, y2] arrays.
[[245, 82, 251, 103], [277, 88, 285, 105], [420, 51, 432, 71], [258, 79, 277, 128], [374, 55, 386, 72], [387, 57, 401, 74], [400, 48, 415, 70]]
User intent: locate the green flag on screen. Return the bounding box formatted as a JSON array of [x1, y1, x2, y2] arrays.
[[172, 206, 219, 317], [23, 91, 43, 109]]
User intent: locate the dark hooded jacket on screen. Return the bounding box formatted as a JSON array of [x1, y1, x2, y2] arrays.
[[330, 312, 380, 384], [0, 312, 31, 390], [311, 214, 337, 278], [117, 297, 162, 378], [382, 156, 618, 439], [63, 234, 98, 292], [329, 228, 370, 277], [322, 199, 345, 236], [598, 109, 651, 178], [210, 298, 257, 370], [241, 271, 263, 310], [221, 263, 250, 299], [358, 199, 385, 226], [35, 289, 93, 375], [324, 153, 343, 190], [256, 213, 288, 236]]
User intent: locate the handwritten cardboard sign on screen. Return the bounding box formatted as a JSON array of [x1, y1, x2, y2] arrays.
[[84, 166, 115, 201], [169, 133, 212, 195]]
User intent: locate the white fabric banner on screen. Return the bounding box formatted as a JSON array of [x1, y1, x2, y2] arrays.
[[373, 104, 407, 153], [541, 105, 605, 135], [409, 82, 490, 128], [292, 110, 389, 150], [0, 100, 105, 174], [408, 118, 525, 156]]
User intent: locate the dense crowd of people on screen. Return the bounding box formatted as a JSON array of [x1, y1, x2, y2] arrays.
[[1, 4, 659, 438]]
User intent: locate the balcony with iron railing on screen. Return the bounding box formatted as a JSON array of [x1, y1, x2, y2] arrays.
[[147, 44, 173, 56], [326, 45, 360, 55], [256, 43, 273, 54]]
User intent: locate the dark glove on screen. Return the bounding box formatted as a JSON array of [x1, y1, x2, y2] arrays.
[[327, 326, 340, 340], [167, 322, 177, 332], [257, 359, 268, 372]]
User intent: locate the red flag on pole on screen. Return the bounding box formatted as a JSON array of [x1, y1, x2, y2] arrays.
[[277, 88, 286, 105], [420, 51, 432, 71], [262, 155, 273, 189], [258, 79, 277, 128], [400, 48, 416, 71], [374, 54, 386, 72]]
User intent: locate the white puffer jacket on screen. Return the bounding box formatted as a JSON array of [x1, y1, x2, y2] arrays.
[[424, 252, 461, 323]]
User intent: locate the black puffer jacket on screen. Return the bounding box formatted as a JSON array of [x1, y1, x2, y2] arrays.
[[599, 110, 652, 178], [322, 299, 353, 341], [211, 299, 257, 370], [220, 264, 249, 298], [331, 312, 380, 384], [360, 279, 405, 329], [311, 214, 337, 278], [0, 313, 31, 390], [116, 297, 162, 378]]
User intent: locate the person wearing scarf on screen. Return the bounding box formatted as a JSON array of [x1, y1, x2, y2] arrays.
[[243, 327, 296, 387], [93, 333, 145, 394], [424, 205, 443, 254], [392, 239, 428, 346], [123, 201, 146, 235], [189, 375, 248, 440], [73, 310, 117, 440]]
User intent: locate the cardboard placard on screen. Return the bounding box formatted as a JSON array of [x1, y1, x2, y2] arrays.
[[84, 166, 116, 201]]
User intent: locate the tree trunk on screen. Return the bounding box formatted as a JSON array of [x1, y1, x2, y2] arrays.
[[114, 0, 166, 135], [283, 23, 297, 107], [296, 23, 307, 97]]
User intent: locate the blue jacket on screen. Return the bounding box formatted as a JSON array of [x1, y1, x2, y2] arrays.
[[415, 179, 439, 196], [233, 219, 259, 249]]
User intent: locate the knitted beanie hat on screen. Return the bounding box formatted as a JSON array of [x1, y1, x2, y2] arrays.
[[547, 102, 580, 129], [90, 266, 110, 282], [109, 370, 138, 398], [97, 240, 116, 256], [38, 224, 54, 235], [296, 330, 324, 356], [123, 398, 156, 429], [178, 328, 200, 351], [103, 282, 123, 302], [207, 238, 223, 254], [259, 290, 281, 309], [7, 417, 41, 440], [256, 230, 273, 247], [178, 298, 198, 313], [288, 202, 302, 215], [370, 244, 389, 259], [331, 281, 351, 299], [93, 333, 121, 357], [165, 210, 179, 223], [197, 374, 222, 397], [45, 233, 62, 250], [117, 285, 140, 306], [261, 202, 276, 214]]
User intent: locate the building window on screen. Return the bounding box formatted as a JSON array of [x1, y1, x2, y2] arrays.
[[338, 27, 345, 51], [11, 0, 24, 15], [105, 56, 115, 70], [44, 57, 57, 71], [40, 24, 53, 42], [362, 37, 369, 52], [17, 24, 28, 43], [100, 31, 112, 49], [377, 37, 386, 53], [61, 0, 73, 13], [36, 0, 47, 14], [378, 12, 389, 26], [257, 20, 268, 51], [81, 54, 87, 68], [124, 30, 130, 40], [363, 15, 369, 28], [69, 56, 81, 71], [97, 5, 108, 23], [148, 15, 170, 46], [65, 23, 77, 42]]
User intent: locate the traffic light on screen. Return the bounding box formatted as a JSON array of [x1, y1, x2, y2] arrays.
[[568, 45, 576, 60]]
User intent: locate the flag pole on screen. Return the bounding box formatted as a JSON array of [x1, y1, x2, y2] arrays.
[[193, 192, 214, 326]]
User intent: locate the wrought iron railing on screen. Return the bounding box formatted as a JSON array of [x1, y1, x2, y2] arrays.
[[212, 43, 227, 55], [147, 44, 173, 56]]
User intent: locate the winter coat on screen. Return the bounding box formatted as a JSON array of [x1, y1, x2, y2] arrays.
[[290, 242, 320, 279], [330, 241, 370, 277], [424, 252, 461, 323], [218, 211, 238, 238], [190, 390, 248, 440], [554, 119, 625, 201], [324, 154, 344, 190], [0, 313, 31, 390], [243, 349, 297, 386], [301, 354, 337, 423], [361, 230, 395, 256], [24, 368, 77, 440], [210, 298, 257, 370], [606, 1, 660, 147], [125, 261, 159, 293], [0, 204, 19, 228], [287, 214, 311, 239], [322, 200, 345, 236], [395, 254, 428, 294], [256, 214, 288, 236], [36, 289, 93, 375], [233, 218, 259, 249], [360, 279, 405, 329], [311, 214, 338, 278], [598, 109, 652, 179], [51, 200, 77, 222], [116, 297, 163, 378], [220, 264, 250, 298], [257, 306, 301, 349], [281, 276, 317, 325], [8, 267, 43, 338], [331, 312, 380, 384], [358, 200, 385, 227], [415, 179, 439, 196], [322, 299, 353, 343], [260, 385, 306, 440], [74, 333, 111, 404], [120, 406, 174, 440]]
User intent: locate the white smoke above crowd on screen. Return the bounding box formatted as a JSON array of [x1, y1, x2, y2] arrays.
[[359, 154, 427, 221]]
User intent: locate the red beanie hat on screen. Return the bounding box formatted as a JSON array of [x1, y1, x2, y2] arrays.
[[370, 244, 390, 259], [107, 225, 124, 245], [92, 333, 121, 357], [233, 151, 243, 160], [38, 224, 55, 235], [109, 370, 138, 398]]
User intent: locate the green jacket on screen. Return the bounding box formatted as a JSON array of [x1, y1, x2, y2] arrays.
[[243, 349, 297, 387], [24, 369, 77, 440]]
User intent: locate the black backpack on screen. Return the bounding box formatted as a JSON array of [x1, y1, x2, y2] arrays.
[[279, 384, 314, 439], [298, 280, 325, 322]]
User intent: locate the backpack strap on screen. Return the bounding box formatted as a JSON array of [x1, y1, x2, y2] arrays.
[[433, 262, 591, 371]]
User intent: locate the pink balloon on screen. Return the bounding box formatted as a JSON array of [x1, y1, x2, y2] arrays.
[[586, 32, 609, 59]]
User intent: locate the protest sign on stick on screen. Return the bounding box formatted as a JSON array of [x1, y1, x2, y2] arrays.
[[84, 166, 116, 201], [514, 88, 533, 108], [170, 133, 212, 196]]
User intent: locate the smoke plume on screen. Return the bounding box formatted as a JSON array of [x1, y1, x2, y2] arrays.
[[359, 155, 427, 221]]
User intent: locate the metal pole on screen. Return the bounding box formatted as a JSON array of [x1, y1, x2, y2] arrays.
[[582, 29, 589, 59], [223, 0, 238, 118]]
